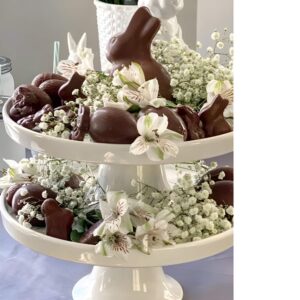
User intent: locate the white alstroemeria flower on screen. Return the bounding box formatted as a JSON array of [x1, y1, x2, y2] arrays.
[[112, 62, 145, 87], [206, 79, 234, 118], [93, 191, 133, 237], [57, 32, 94, 78], [103, 97, 130, 111], [130, 113, 183, 161], [95, 231, 132, 257], [0, 159, 31, 188], [135, 209, 175, 254]]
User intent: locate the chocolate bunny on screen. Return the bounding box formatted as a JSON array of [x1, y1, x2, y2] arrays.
[[106, 7, 173, 100]]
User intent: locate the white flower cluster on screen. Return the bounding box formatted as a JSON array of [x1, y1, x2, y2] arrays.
[[39, 105, 77, 138], [81, 71, 119, 111], [152, 36, 233, 109]]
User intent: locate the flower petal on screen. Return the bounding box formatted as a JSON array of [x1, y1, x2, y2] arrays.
[[130, 136, 149, 156], [158, 139, 179, 158], [146, 145, 165, 161], [152, 114, 168, 135], [160, 129, 183, 141], [138, 78, 159, 102], [149, 98, 167, 108]]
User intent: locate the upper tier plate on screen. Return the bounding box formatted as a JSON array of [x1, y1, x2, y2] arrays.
[[3, 100, 233, 165]]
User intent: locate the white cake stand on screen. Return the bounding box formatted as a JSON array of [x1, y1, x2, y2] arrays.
[[1, 100, 234, 300]]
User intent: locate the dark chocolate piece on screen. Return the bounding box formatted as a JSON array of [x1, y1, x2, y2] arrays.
[[89, 107, 139, 144], [79, 220, 102, 245], [41, 199, 74, 241], [58, 72, 86, 103], [177, 105, 205, 140], [9, 85, 52, 121], [70, 105, 90, 141], [211, 180, 234, 206], [32, 73, 67, 87], [65, 174, 83, 189], [207, 167, 234, 182], [39, 79, 66, 107], [107, 7, 173, 100], [5, 184, 23, 207], [140, 106, 187, 140], [199, 95, 232, 137], [12, 183, 56, 215]]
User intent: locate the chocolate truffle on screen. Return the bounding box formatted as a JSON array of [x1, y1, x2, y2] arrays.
[[5, 184, 22, 207], [177, 105, 205, 140], [199, 95, 232, 137], [140, 106, 187, 140], [89, 107, 139, 144], [107, 7, 173, 100], [41, 199, 74, 241], [12, 183, 56, 215], [211, 180, 234, 206], [79, 220, 102, 245]]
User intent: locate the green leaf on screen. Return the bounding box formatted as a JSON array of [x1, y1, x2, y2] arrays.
[[166, 100, 177, 108], [127, 104, 141, 113], [70, 230, 83, 242]]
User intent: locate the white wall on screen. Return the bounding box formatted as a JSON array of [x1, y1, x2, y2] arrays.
[[0, 0, 198, 86], [197, 0, 233, 52]]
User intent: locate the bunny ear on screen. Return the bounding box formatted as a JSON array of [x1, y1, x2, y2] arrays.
[[126, 7, 153, 34], [77, 33, 87, 52], [67, 32, 77, 54], [140, 17, 161, 42]]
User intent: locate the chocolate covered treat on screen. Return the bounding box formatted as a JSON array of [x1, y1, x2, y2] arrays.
[[5, 184, 23, 207], [177, 105, 205, 140], [32, 73, 67, 87], [199, 95, 232, 137], [70, 105, 90, 141], [211, 180, 234, 206], [89, 107, 139, 144], [41, 199, 74, 241], [12, 183, 56, 214], [207, 166, 234, 182], [107, 7, 173, 100], [58, 72, 86, 103], [65, 174, 83, 189], [9, 85, 52, 121], [140, 106, 187, 140], [39, 79, 66, 107], [79, 220, 102, 245]]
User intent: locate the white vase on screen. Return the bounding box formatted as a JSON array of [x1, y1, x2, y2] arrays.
[[94, 0, 138, 73]]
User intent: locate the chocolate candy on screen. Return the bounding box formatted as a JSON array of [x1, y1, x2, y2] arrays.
[[211, 180, 234, 206], [5, 184, 23, 207], [70, 105, 90, 141], [107, 7, 173, 100], [208, 167, 234, 182], [140, 106, 187, 140], [199, 95, 232, 137], [177, 105, 205, 140], [79, 220, 102, 245], [32, 73, 67, 87], [39, 79, 66, 107], [58, 72, 86, 103], [89, 107, 139, 144], [9, 85, 52, 121], [41, 199, 74, 241], [12, 183, 56, 215], [65, 174, 83, 189], [17, 104, 53, 129]]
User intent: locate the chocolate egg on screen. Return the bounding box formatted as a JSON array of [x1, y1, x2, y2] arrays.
[[140, 106, 187, 140], [211, 180, 234, 206], [32, 73, 67, 87], [41, 198, 74, 241], [39, 79, 66, 107], [12, 183, 56, 214], [89, 107, 139, 144], [5, 184, 22, 207]]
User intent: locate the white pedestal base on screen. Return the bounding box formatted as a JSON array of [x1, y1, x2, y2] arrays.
[[72, 266, 183, 300]]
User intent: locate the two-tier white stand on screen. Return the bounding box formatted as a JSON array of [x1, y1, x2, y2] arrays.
[[0, 100, 233, 300]]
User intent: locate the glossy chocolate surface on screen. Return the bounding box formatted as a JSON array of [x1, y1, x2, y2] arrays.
[[32, 73, 67, 87], [211, 180, 234, 206], [39, 79, 66, 108], [79, 220, 102, 245], [107, 7, 172, 100], [89, 107, 139, 144]]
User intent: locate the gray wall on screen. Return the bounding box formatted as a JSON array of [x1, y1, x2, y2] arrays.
[[0, 0, 199, 86]]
